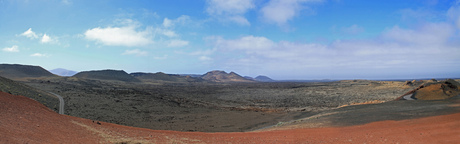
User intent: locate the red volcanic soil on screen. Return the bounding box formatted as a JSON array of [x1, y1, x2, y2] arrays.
[[1, 91, 459, 144]]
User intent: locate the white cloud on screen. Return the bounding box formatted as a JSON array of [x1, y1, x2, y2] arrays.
[[62, 0, 72, 5], [207, 20, 459, 78], [227, 16, 251, 26], [206, 0, 255, 26], [30, 53, 48, 57], [260, 0, 322, 26], [161, 29, 178, 37], [163, 18, 173, 28], [162, 15, 191, 28], [167, 39, 189, 47], [199, 56, 212, 61], [210, 35, 274, 52], [206, 0, 255, 15], [447, 3, 460, 29], [2, 45, 19, 52], [189, 49, 215, 56], [19, 28, 58, 44], [342, 24, 365, 34], [41, 34, 52, 43], [20, 28, 38, 39], [122, 49, 148, 56], [84, 20, 153, 47], [154, 55, 168, 60], [382, 23, 454, 45]]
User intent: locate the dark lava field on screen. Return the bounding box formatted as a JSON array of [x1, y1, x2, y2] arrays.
[[1, 64, 458, 132], [22, 77, 420, 132]]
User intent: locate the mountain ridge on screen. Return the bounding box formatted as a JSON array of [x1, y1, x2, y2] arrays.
[[131, 72, 202, 82], [0, 64, 57, 80], [73, 69, 141, 82], [201, 70, 254, 83]]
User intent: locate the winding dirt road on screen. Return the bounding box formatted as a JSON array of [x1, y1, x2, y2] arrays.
[[49, 92, 64, 115]]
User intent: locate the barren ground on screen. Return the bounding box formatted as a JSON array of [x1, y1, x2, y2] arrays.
[[1, 91, 459, 144]]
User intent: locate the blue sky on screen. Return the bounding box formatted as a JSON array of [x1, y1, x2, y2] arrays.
[[1, 0, 460, 80]]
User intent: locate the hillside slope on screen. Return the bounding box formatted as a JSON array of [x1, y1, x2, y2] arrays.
[[0, 64, 57, 80]]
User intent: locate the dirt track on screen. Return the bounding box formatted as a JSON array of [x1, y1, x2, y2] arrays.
[[1, 91, 459, 144]]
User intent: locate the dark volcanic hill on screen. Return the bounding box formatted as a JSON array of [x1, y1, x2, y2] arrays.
[[131, 72, 202, 82], [49, 68, 78, 77], [0, 64, 57, 80], [201, 70, 254, 82], [255, 75, 275, 82], [73, 70, 141, 82]]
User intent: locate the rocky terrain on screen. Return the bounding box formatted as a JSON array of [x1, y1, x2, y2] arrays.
[[1, 90, 459, 144], [20, 77, 429, 132], [2, 64, 456, 132], [0, 63, 458, 135]]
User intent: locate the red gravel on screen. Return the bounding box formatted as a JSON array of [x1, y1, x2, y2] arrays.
[[1, 91, 459, 144]]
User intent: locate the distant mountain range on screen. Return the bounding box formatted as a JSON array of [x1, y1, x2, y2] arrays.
[[0, 63, 277, 83], [49, 68, 78, 77]]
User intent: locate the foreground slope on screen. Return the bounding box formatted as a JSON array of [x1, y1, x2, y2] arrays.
[[1, 91, 459, 144], [0, 76, 58, 112]]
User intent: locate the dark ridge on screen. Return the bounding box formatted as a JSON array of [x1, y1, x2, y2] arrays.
[[131, 72, 202, 82], [0, 64, 57, 79], [73, 70, 141, 82]]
